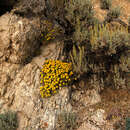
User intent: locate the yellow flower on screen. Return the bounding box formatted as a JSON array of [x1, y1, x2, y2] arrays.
[[53, 91, 57, 94], [40, 86, 44, 90], [55, 86, 58, 88], [70, 71, 73, 75], [40, 59, 74, 98]]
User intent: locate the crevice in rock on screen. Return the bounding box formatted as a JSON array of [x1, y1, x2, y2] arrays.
[[22, 41, 42, 66], [0, 0, 17, 16]]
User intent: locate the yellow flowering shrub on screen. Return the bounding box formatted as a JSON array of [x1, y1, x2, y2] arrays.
[[41, 20, 62, 41], [40, 59, 74, 98]]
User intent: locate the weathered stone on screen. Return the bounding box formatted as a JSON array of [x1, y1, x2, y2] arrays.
[[77, 122, 100, 130], [32, 41, 64, 68], [0, 62, 22, 97], [0, 13, 42, 64], [13, 0, 45, 17], [90, 109, 106, 126], [0, 99, 5, 109], [40, 87, 72, 130], [0, 14, 11, 62], [0, 61, 71, 130], [72, 89, 101, 107]]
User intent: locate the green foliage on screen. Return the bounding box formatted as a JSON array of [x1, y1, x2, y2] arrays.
[[89, 24, 129, 52], [64, 0, 97, 43], [70, 45, 88, 76], [56, 111, 77, 130], [126, 117, 130, 130], [40, 59, 75, 98], [0, 111, 18, 130], [107, 7, 121, 19], [43, 0, 129, 91], [100, 0, 112, 10], [128, 16, 130, 25], [87, 23, 129, 88], [70, 23, 129, 89]]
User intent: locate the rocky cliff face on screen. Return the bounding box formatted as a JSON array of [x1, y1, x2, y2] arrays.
[[0, 13, 42, 64], [0, 0, 129, 130], [0, 1, 72, 129]]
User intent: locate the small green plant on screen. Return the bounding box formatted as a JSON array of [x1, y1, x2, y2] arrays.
[[107, 7, 121, 19], [70, 45, 88, 76], [40, 59, 75, 98], [126, 117, 130, 130], [128, 16, 130, 25], [89, 23, 129, 51], [100, 0, 112, 10], [65, 0, 95, 43], [56, 111, 77, 130], [88, 23, 129, 88], [0, 111, 18, 130]]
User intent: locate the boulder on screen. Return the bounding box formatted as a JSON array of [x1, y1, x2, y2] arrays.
[[5, 63, 72, 130], [0, 13, 41, 64]]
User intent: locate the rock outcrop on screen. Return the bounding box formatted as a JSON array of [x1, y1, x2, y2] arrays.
[[0, 13, 42, 64], [1, 0, 128, 130]]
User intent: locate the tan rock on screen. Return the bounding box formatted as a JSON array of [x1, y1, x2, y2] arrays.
[[0, 61, 71, 130], [77, 122, 100, 130], [72, 89, 101, 107], [0, 13, 42, 64]]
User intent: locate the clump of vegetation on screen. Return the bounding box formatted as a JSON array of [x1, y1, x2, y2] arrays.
[[88, 24, 129, 88], [0, 111, 18, 130], [41, 0, 129, 91], [63, 0, 99, 77], [69, 23, 129, 89], [64, 0, 98, 43], [56, 111, 78, 130], [41, 20, 63, 41], [70, 45, 88, 76], [106, 7, 121, 20], [89, 24, 129, 51], [100, 0, 112, 10], [126, 117, 130, 130], [40, 59, 75, 98], [128, 16, 130, 25], [64, 0, 129, 90]]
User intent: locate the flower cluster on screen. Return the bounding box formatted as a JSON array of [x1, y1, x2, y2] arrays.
[[41, 20, 62, 41], [40, 59, 74, 98]]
